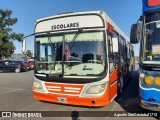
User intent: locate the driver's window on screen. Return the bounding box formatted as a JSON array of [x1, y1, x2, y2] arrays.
[[108, 34, 114, 72], [40, 44, 46, 61]]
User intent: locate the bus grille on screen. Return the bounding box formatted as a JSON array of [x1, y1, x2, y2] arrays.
[[45, 82, 84, 95]]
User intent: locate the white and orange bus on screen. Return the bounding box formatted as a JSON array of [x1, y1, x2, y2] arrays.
[[23, 11, 134, 106]]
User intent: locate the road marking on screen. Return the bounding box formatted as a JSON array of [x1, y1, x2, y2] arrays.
[[19, 102, 42, 111], [105, 102, 118, 120], [0, 87, 31, 92]]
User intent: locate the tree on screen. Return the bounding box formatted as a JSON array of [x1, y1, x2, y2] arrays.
[[0, 9, 23, 60], [25, 50, 33, 57]]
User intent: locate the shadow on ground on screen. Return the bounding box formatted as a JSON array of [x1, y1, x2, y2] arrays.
[[115, 70, 160, 119]]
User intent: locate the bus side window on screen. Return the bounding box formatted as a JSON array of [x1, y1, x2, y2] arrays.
[[113, 32, 119, 65], [123, 38, 127, 63], [108, 34, 114, 73], [108, 31, 120, 73], [119, 36, 124, 63]]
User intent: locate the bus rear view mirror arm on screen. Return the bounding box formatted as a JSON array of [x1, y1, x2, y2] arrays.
[[21, 33, 36, 56], [130, 23, 142, 44], [21, 32, 49, 56], [130, 16, 142, 44]]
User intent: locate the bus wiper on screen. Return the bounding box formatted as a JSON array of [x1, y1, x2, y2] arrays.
[[69, 74, 78, 76], [86, 74, 96, 76], [68, 29, 83, 50]]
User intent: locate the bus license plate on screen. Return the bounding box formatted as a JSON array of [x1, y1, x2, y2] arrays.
[[57, 97, 67, 103]]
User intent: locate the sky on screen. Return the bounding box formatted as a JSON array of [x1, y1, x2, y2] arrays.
[[0, 0, 142, 56]]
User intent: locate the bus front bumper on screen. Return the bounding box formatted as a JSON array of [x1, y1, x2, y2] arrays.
[[140, 85, 160, 111], [140, 99, 160, 111], [32, 90, 110, 107]]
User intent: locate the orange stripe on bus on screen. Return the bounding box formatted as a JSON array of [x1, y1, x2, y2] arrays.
[[110, 67, 119, 84], [110, 81, 118, 100], [109, 67, 119, 101]]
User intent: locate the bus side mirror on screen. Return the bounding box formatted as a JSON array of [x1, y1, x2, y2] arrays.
[[112, 38, 118, 53], [22, 39, 26, 54], [130, 23, 142, 44]]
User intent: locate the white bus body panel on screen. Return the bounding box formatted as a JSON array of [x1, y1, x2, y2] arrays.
[[35, 15, 104, 33]]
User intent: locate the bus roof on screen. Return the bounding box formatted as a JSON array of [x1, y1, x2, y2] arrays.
[[143, 0, 160, 13], [36, 11, 129, 42], [102, 11, 129, 41]]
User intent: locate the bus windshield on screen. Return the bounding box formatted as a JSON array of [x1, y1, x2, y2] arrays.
[[142, 11, 160, 64], [35, 31, 106, 77], [143, 21, 160, 63]]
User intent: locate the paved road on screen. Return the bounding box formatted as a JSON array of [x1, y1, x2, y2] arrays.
[[0, 65, 159, 120]]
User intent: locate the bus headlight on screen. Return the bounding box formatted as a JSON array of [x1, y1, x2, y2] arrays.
[[33, 81, 43, 91], [145, 76, 154, 85], [155, 77, 160, 85], [140, 73, 145, 78], [139, 68, 146, 83], [86, 84, 106, 94]]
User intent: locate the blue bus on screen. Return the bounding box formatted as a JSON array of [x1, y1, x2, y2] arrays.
[[130, 0, 160, 111]]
